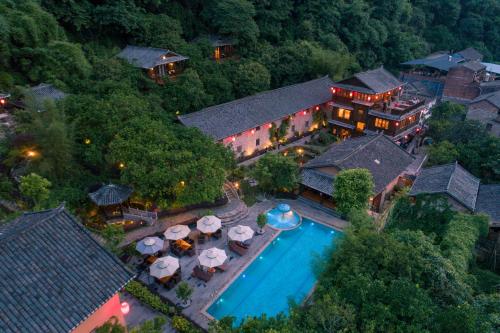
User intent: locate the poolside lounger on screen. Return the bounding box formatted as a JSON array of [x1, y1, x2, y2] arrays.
[[192, 265, 213, 282], [216, 263, 228, 272]]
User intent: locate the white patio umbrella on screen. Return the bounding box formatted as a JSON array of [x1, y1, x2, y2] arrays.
[[136, 236, 164, 255], [164, 224, 190, 240], [149, 256, 180, 279], [228, 225, 254, 242], [197, 215, 222, 234], [198, 247, 227, 268]]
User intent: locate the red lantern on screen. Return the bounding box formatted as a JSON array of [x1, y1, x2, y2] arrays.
[[315, 106, 320, 111], [121, 302, 130, 315], [368, 96, 371, 102], [251, 129, 255, 134], [331, 88, 336, 94], [0, 99, 5, 105], [303, 111, 307, 116], [349, 92, 353, 98], [268, 123, 272, 129], [395, 122, 399, 127], [231, 136, 236, 142]]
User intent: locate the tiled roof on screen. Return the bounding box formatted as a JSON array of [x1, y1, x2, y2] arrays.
[[456, 47, 483, 61], [117, 45, 189, 69], [303, 134, 414, 193], [460, 61, 486, 72], [194, 35, 234, 47], [353, 67, 403, 94], [480, 80, 500, 94], [89, 183, 133, 206], [0, 206, 135, 333], [402, 53, 464, 72], [300, 168, 335, 196], [27, 84, 66, 111], [476, 184, 500, 223], [470, 91, 500, 109], [0, 92, 10, 99], [179, 76, 335, 140], [409, 162, 480, 211], [482, 62, 500, 75]]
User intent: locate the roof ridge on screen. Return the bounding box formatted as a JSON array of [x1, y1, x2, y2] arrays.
[[179, 76, 332, 120], [334, 134, 382, 165], [445, 161, 458, 192], [0, 204, 65, 242]]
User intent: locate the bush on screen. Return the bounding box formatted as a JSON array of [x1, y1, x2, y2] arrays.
[[171, 316, 200, 333], [125, 281, 176, 316]]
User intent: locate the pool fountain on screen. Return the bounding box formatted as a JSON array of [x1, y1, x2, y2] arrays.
[[266, 203, 302, 230]]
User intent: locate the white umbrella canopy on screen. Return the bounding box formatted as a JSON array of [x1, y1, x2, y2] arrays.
[[198, 247, 227, 268], [228, 225, 254, 242], [149, 256, 180, 278], [164, 225, 190, 240], [197, 215, 222, 234], [136, 237, 164, 255]]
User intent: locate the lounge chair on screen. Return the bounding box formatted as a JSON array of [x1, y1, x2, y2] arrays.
[[191, 265, 213, 282], [229, 241, 248, 256], [213, 229, 222, 239], [216, 263, 228, 272]]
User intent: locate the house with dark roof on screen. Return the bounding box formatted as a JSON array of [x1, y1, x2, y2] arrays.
[[300, 134, 415, 212], [400, 48, 488, 102], [0, 92, 10, 107], [26, 83, 66, 112], [409, 162, 500, 226], [179, 76, 335, 159], [0, 206, 135, 333], [194, 35, 235, 61], [117, 45, 189, 82], [466, 90, 500, 137], [329, 67, 428, 140]]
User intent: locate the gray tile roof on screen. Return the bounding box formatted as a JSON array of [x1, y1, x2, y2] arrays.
[[352, 67, 403, 94], [27, 84, 66, 111], [409, 162, 480, 211], [89, 183, 133, 206], [179, 76, 335, 140], [303, 134, 414, 193], [460, 61, 486, 72], [300, 168, 335, 196], [457, 47, 483, 61], [194, 35, 234, 47], [117, 45, 189, 69], [0, 206, 135, 333], [476, 184, 500, 223], [0, 92, 10, 99], [480, 80, 500, 94], [402, 53, 464, 72], [470, 90, 500, 109]]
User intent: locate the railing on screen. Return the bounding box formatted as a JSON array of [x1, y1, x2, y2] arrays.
[[123, 207, 158, 226]]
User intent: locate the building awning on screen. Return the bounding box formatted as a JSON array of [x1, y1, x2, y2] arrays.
[[329, 120, 355, 129], [329, 102, 354, 110]]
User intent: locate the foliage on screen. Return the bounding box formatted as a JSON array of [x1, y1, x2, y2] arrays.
[[175, 282, 193, 303], [426, 141, 459, 166], [101, 224, 125, 254], [232, 61, 270, 98], [332, 168, 374, 216], [171, 315, 200, 333], [130, 317, 167, 333], [95, 316, 126, 333], [252, 153, 299, 193], [124, 281, 177, 316], [256, 213, 267, 229], [19, 173, 51, 208]]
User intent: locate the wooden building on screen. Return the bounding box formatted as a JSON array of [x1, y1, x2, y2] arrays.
[[300, 134, 415, 212], [466, 91, 500, 137], [409, 162, 500, 227], [329, 67, 427, 140], [0, 92, 9, 108], [117, 45, 189, 82], [442, 61, 486, 103], [207, 35, 235, 61], [179, 77, 335, 160]]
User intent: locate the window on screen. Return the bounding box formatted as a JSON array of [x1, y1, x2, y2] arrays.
[[356, 122, 366, 132], [305, 121, 309, 128], [338, 108, 351, 120], [236, 146, 242, 153], [358, 109, 364, 116], [374, 118, 389, 129], [291, 125, 296, 132], [256, 138, 260, 146], [255, 126, 261, 131]]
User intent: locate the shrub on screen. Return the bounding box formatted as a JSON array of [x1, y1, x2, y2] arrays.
[[171, 316, 200, 333], [125, 281, 176, 316]]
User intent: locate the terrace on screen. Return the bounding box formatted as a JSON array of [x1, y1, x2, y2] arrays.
[[126, 199, 346, 329]]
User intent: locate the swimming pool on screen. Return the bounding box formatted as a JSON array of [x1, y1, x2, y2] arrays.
[[207, 218, 342, 323]]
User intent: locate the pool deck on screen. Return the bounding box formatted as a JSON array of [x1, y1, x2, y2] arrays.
[[137, 199, 347, 330]]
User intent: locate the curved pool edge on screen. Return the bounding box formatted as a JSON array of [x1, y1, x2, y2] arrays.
[[264, 208, 303, 231]]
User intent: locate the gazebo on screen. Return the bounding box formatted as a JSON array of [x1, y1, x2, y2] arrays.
[[88, 183, 133, 219]]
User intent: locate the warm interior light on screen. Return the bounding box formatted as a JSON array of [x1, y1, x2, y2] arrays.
[[349, 92, 353, 98], [26, 150, 37, 158], [84, 138, 91, 145], [119, 162, 125, 169], [234, 182, 239, 189], [180, 181, 185, 186]]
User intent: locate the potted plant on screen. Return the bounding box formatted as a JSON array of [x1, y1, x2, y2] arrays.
[[256, 213, 267, 234], [175, 282, 193, 308]]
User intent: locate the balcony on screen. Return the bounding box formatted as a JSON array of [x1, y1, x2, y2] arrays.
[[370, 97, 426, 118]]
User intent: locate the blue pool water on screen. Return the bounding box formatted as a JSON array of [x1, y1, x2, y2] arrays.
[[207, 219, 342, 323], [266, 205, 302, 230]]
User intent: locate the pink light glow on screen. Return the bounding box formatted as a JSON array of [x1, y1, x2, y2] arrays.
[[231, 137, 236, 142], [251, 129, 255, 134], [121, 302, 130, 315], [315, 106, 320, 111], [302, 111, 307, 115], [268, 123, 273, 128]]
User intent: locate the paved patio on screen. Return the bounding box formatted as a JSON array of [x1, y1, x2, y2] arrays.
[[135, 199, 347, 329]]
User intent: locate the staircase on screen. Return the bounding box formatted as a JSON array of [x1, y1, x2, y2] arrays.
[[217, 182, 249, 225]]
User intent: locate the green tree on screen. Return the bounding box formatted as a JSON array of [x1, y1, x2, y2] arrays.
[[19, 173, 51, 208], [426, 140, 459, 166], [333, 168, 374, 216], [232, 61, 270, 98], [256, 213, 267, 233], [252, 153, 299, 193], [101, 224, 125, 254], [176, 282, 193, 307]]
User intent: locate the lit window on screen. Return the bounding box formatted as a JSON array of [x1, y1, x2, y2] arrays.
[[356, 122, 366, 132], [374, 118, 389, 129], [338, 108, 351, 120]]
